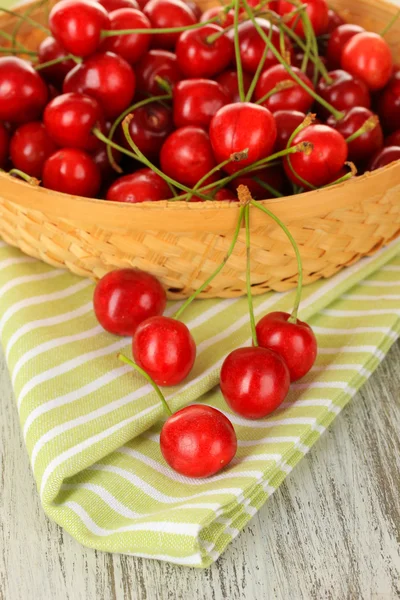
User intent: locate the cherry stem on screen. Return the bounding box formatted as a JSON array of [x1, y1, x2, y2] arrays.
[[35, 54, 81, 70], [255, 80, 296, 105], [233, 0, 245, 103], [173, 205, 246, 320], [381, 8, 400, 37], [0, 7, 50, 35], [252, 176, 283, 197], [0, 46, 38, 57], [345, 115, 379, 143], [285, 113, 317, 191], [245, 34, 271, 102], [243, 199, 258, 346], [322, 161, 357, 187], [117, 353, 172, 416], [0, 30, 33, 54], [11, 0, 49, 48], [101, 12, 224, 37], [8, 168, 40, 185]]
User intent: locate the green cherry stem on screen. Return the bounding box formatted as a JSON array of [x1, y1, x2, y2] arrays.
[[117, 353, 172, 416], [0, 46, 38, 56], [285, 113, 317, 191], [7, 168, 40, 185], [243, 199, 258, 346], [381, 8, 400, 37], [0, 30, 33, 53], [245, 36, 270, 102], [322, 161, 357, 187], [255, 80, 296, 105], [252, 176, 283, 197], [35, 54, 81, 70], [345, 115, 379, 143], [233, 0, 245, 103], [11, 0, 49, 47], [0, 7, 50, 34]]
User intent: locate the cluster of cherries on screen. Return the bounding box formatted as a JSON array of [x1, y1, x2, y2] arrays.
[[0, 0, 399, 200]]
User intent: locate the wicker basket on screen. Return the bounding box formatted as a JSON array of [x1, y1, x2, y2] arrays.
[[0, 0, 399, 299]]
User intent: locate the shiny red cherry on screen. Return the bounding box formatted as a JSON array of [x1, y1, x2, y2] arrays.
[[44, 92, 105, 151], [176, 24, 234, 78], [377, 70, 400, 133], [200, 6, 235, 26], [133, 316, 196, 386], [10, 122, 58, 178], [215, 69, 253, 103], [277, 0, 329, 37], [63, 52, 136, 119], [326, 24, 365, 70], [220, 346, 290, 419], [341, 32, 393, 91], [49, 0, 110, 58], [93, 268, 166, 335], [97, 0, 139, 11], [160, 405, 237, 478], [214, 188, 238, 201], [254, 64, 314, 113], [135, 49, 182, 96], [38, 37, 76, 86], [143, 0, 196, 49], [327, 106, 383, 164], [0, 122, 9, 169], [106, 168, 172, 202], [43, 148, 101, 197], [0, 57, 48, 124], [256, 311, 318, 381], [229, 165, 285, 199], [100, 8, 152, 64], [284, 124, 348, 188], [326, 8, 345, 33], [316, 69, 370, 118], [173, 79, 230, 128], [368, 145, 400, 171], [273, 109, 306, 151], [160, 126, 216, 187], [209, 102, 277, 174], [385, 130, 400, 147], [121, 101, 173, 160]]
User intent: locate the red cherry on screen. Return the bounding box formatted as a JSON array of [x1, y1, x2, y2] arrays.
[[368, 145, 400, 171], [316, 69, 370, 118], [10, 122, 58, 178], [49, 0, 110, 58], [160, 405, 237, 478], [143, 0, 196, 50], [284, 124, 348, 188], [273, 109, 306, 151], [121, 101, 173, 160], [377, 70, 400, 133], [106, 168, 172, 202], [200, 6, 235, 26], [0, 122, 9, 169], [220, 346, 290, 419], [135, 49, 182, 96], [214, 188, 238, 201], [215, 69, 253, 103], [173, 79, 230, 128], [38, 37, 76, 86], [254, 64, 314, 113], [176, 24, 234, 78], [294, 51, 328, 82], [44, 92, 105, 151], [277, 0, 329, 37], [327, 107, 383, 164], [256, 311, 318, 382], [93, 268, 166, 335], [92, 144, 122, 182], [183, 0, 201, 20], [0, 57, 48, 124], [326, 24, 365, 70], [100, 8, 152, 64], [43, 148, 101, 197], [209, 103, 277, 174], [133, 316, 196, 386], [326, 8, 345, 33], [97, 0, 139, 11], [385, 130, 400, 146], [63, 52, 136, 119], [160, 126, 216, 187], [341, 32, 393, 91], [229, 165, 285, 200]]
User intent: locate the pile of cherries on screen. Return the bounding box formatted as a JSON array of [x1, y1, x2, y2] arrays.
[[0, 0, 399, 200]]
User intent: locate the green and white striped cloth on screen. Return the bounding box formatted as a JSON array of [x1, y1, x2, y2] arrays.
[[1, 237, 399, 567]]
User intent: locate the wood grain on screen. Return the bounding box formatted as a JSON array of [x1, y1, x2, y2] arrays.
[[1, 342, 399, 600]]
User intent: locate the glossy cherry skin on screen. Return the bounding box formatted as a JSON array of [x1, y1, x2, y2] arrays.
[[368, 145, 400, 171], [326, 24, 364, 70], [385, 130, 400, 147], [327, 107, 383, 164], [214, 188, 238, 201], [284, 124, 348, 188], [209, 103, 277, 174], [121, 102, 173, 160], [220, 346, 290, 419], [341, 32, 393, 92], [44, 92, 105, 152], [256, 312, 318, 382], [277, 0, 329, 38], [143, 0, 196, 49], [173, 79, 230, 128], [377, 70, 400, 133], [254, 64, 314, 114], [160, 405, 237, 478], [42, 148, 101, 197], [326, 8, 345, 33], [106, 168, 172, 202], [49, 0, 110, 58], [100, 8, 152, 64], [133, 316, 196, 386], [0, 122, 9, 169], [10, 122, 58, 178], [0, 57, 48, 124], [97, 0, 139, 11], [273, 109, 306, 151], [135, 49, 182, 96], [229, 166, 285, 199], [38, 37, 76, 86], [176, 24, 234, 78], [93, 268, 166, 335], [63, 52, 136, 119], [215, 69, 253, 103], [316, 70, 370, 119], [200, 6, 235, 26]]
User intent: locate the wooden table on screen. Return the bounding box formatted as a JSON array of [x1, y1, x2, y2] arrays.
[[1, 341, 399, 600]]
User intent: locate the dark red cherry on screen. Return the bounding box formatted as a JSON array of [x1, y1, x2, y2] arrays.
[[43, 148, 101, 197], [273, 109, 306, 151], [326, 8, 345, 33], [368, 145, 400, 171], [133, 316, 196, 386], [326, 24, 365, 70], [0, 122, 9, 169], [385, 130, 400, 146], [229, 166, 285, 199], [49, 0, 110, 58], [277, 0, 329, 37], [209, 102, 277, 174], [214, 188, 238, 201], [341, 32, 393, 91], [100, 8, 152, 64], [220, 346, 290, 419], [256, 311, 318, 381], [294, 51, 328, 82], [143, 0, 196, 49], [106, 168, 172, 202], [316, 69, 370, 118], [173, 79, 230, 128], [97, 0, 139, 11], [38, 37, 76, 86], [200, 5, 235, 26], [92, 144, 122, 182], [183, 0, 201, 20], [377, 70, 400, 133], [176, 24, 234, 78], [0, 57, 48, 124], [63, 52, 136, 119], [135, 49, 182, 96], [215, 69, 253, 103], [10, 122, 58, 178], [254, 64, 314, 113], [328, 107, 383, 164], [121, 101, 173, 160]]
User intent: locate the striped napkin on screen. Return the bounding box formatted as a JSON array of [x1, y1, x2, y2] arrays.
[[1, 237, 399, 567]]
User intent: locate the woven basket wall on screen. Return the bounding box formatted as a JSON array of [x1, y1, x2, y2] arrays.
[[0, 0, 399, 298]]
